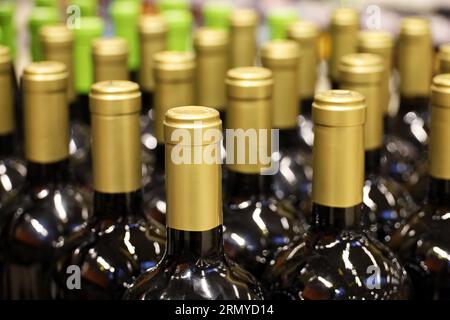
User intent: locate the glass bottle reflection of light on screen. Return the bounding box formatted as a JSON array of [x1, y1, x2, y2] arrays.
[[385, 17, 433, 202], [1, 62, 90, 299], [124, 106, 264, 300], [389, 74, 450, 299], [53, 81, 165, 299], [0, 46, 25, 211], [338, 53, 418, 244], [222, 67, 305, 280], [264, 90, 410, 300], [261, 40, 312, 214]]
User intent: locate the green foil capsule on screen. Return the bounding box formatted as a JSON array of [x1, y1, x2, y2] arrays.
[[203, 1, 232, 29], [267, 8, 298, 40], [163, 10, 192, 51], [0, 2, 15, 58]]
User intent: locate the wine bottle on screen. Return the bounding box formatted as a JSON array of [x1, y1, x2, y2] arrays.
[[92, 37, 129, 83], [438, 43, 450, 74], [0, 46, 25, 209], [338, 53, 417, 243], [110, 0, 140, 82], [264, 90, 410, 300], [267, 9, 297, 40], [329, 8, 359, 89], [124, 106, 264, 300], [143, 51, 195, 225], [229, 8, 258, 68], [392, 17, 432, 150], [389, 74, 450, 299], [203, 1, 232, 30], [138, 15, 167, 113], [385, 17, 432, 201], [194, 27, 228, 119], [72, 16, 104, 126], [357, 30, 393, 128], [162, 10, 192, 52], [1, 62, 90, 299], [261, 40, 312, 212], [54, 80, 165, 299], [29, 6, 59, 62], [223, 66, 304, 279], [288, 20, 320, 124], [40, 24, 91, 192]]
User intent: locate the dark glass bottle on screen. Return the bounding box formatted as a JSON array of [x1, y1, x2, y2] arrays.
[[338, 53, 418, 244], [261, 40, 312, 212], [287, 20, 320, 152], [384, 17, 432, 201], [0, 62, 90, 299], [54, 81, 165, 299], [223, 67, 305, 279], [138, 15, 167, 155], [389, 74, 450, 299], [40, 24, 93, 193], [142, 51, 195, 225], [264, 90, 410, 300], [0, 46, 26, 209], [124, 106, 264, 300]]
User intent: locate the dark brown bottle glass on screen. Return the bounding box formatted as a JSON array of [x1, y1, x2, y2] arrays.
[[264, 90, 410, 300], [53, 81, 165, 300], [142, 51, 195, 225], [0, 62, 90, 299], [389, 74, 450, 299], [125, 106, 264, 300], [0, 46, 26, 209], [384, 17, 432, 202], [338, 53, 418, 244], [260, 40, 312, 212], [222, 67, 305, 279]]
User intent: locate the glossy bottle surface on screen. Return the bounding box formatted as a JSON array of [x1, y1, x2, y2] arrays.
[[273, 128, 312, 214], [389, 179, 450, 299], [223, 171, 305, 279], [264, 205, 411, 300], [362, 150, 418, 244], [124, 226, 264, 300], [1, 161, 90, 299], [54, 191, 165, 299]]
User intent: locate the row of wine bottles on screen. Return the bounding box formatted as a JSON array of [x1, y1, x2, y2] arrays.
[[0, 2, 449, 300]]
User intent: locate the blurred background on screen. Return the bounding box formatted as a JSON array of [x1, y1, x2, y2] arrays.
[[9, 0, 450, 77]]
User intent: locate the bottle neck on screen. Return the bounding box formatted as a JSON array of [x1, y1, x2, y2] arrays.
[[26, 159, 69, 187], [427, 177, 450, 208], [154, 143, 165, 174], [166, 226, 224, 260], [72, 93, 90, 125], [225, 170, 272, 199], [365, 148, 382, 176], [0, 133, 14, 157], [300, 97, 314, 119], [93, 189, 144, 221], [311, 203, 362, 231], [398, 96, 429, 117]]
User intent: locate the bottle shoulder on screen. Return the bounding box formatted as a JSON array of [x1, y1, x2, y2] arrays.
[[265, 229, 410, 300], [124, 255, 265, 300], [0, 157, 27, 208], [2, 183, 90, 263], [56, 218, 166, 299]]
